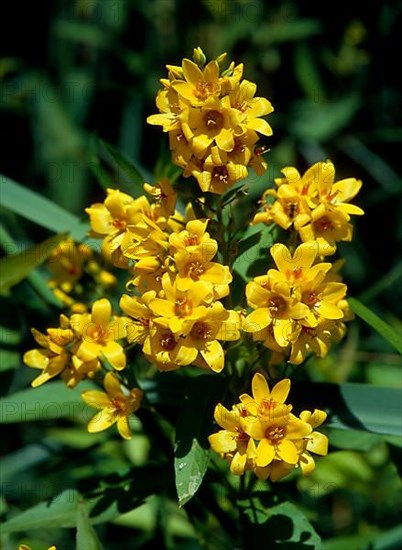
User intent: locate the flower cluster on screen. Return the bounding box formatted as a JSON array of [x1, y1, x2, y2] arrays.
[[243, 242, 351, 364], [252, 160, 364, 255], [23, 298, 143, 438], [209, 373, 328, 480], [120, 219, 241, 372], [23, 298, 128, 387], [46, 239, 116, 311], [147, 47, 273, 194]]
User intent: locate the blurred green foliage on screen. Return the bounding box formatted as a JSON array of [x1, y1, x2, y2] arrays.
[[1, 1, 401, 549]]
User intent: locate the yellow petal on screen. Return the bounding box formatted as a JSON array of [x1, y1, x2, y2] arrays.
[[214, 403, 240, 431], [87, 410, 116, 433], [315, 301, 344, 320], [149, 298, 175, 318], [286, 418, 312, 439], [102, 341, 126, 370], [200, 340, 224, 372], [230, 451, 247, 475], [103, 372, 123, 397], [277, 439, 298, 464], [92, 299, 112, 328], [269, 460, 294, 481], [23, 349, 50, 370], [76, 340, 100, 362], [117, 416, 133, 440], [172, 343, 198, 366], [81, 390, 111, 409], [244, 308, 271, 332], [252, 372, 270, 403], [271, 378, 291, 404], [247, 118, 273, 136], [208, 430, 237, 454], [182, 58, 203, 87], [256, 439, 275, 467], [299, 451, 316, 475], [307, 431, 328, 456]]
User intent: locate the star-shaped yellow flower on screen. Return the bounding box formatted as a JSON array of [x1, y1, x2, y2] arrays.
[[82, 372, 143, 439]]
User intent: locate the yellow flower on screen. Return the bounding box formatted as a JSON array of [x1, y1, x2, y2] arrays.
[[169, 219, 217, 258], [149, 274, 214, 336], [71, 298, 128, 371], [23, 318, 73, 388], [86, 189, 146, 267], [299, 205, 353, 256], [288, 319, 347, 365], [243, 281, 309, 347], [81, 372, 143, 439], [47, 239, 89, 292], [180, 97, 242, 156], [142, 321, 183, 371], [173, 248, 232, 299], [143, 177, 177, 217], [120, 291, 156, 345], [172, 302, 240, 372], [171, 58, 221, 106], [209, 374, 328, 480], [148, 50, 274, 194], [228, 79, 274, 137], [297, 409, 328, 474], [208, 403, 256, 475], [192, 149, 248, 194], [252, 161, 364, 254]]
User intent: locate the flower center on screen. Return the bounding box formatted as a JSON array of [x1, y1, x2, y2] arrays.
[[110, 396, 127, 414], [185, 233, 200, 246], [195, 81, 218, 101], [259, 398, 276, 417], [192, 322, 212, 341], [186, 260, 205, 279], [314, 216, 334, 232], [160, 332, 176, 351], [87, 324, 109, 344], [305, 291, 320, 306], [175, 298, 193, 317], [268, 296, 287, 316], [204, 110, 224, 130], [112, 218, 126, 231], [266, 425, 285, 442], [212, 166, 229, 185]]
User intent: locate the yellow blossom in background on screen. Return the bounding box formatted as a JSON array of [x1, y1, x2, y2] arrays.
[[252, 160, 364, 255], [209, 373, 328, 481], [23, 323, 72, 388], [19, 545, 56, 550], [147, 48, 274, 194], [82, 372, 143, 439], [70, 298, 128, 371]]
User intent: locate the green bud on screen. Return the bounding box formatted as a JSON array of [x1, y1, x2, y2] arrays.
[[193, 47, 206, 68]]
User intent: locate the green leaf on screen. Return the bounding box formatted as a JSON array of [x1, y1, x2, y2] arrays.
[[0, 175, 88, 239], [233, 224, 275, 280], [0, 380, 95, 423], [174, 375, 223, 507], [1, 489, 81, 534], [296, 382, 402, 437], [291, 95, 360, 142], [348, 297, 402, 354], [76, 502, 103, 550], [0, 232, 68, 294], [90, 136, 150, 196], [241, 500, 322, 549], [0, 296, 22, 371]]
